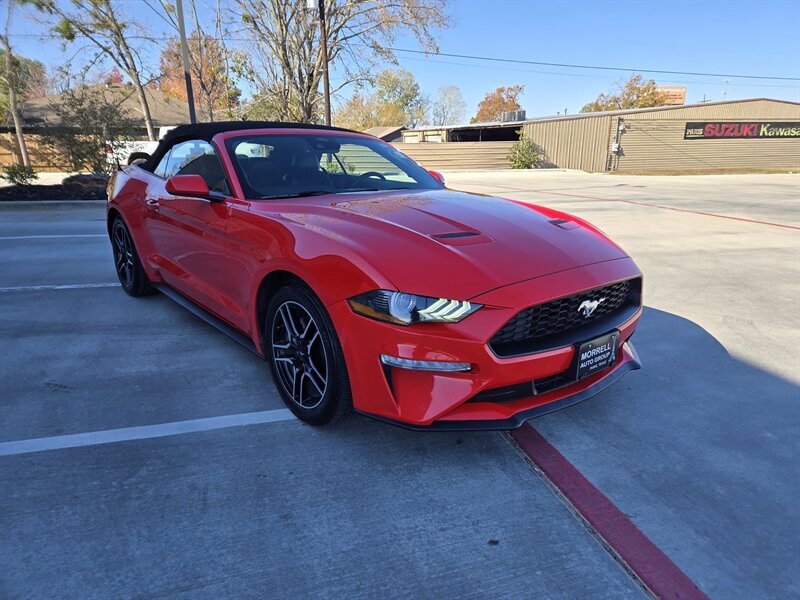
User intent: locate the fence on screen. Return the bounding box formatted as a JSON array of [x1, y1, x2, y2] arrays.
[[392, 141, 513, 171]]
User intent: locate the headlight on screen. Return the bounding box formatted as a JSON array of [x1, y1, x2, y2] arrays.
[[348, 290, 482, 325]]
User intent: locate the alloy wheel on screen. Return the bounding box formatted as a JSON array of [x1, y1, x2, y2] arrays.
[[112, 222, 135, 288], [270, 300, 329, 409]]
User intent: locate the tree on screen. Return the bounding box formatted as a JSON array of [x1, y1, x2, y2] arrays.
[[333, 93, 380, 131], [160, 31, 241, 121], [333, 69, 426, 130], [105, 66, 123, 85], [581, 74, 668, 112], [41, 85, 138, 173], [145, 0, 241, 120], [234, 0, 449, 123], [508, 130, 542, 169], [1, 0, 32, 167], [374, 69, 427, 127], [472, 85, 524, 123], [0, 50, 47, 110], [334, 92, 403, 131], [431, 84, 465, 126], [31, 0, 158, 140]]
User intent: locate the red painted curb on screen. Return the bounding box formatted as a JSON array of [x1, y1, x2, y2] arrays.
[[511, 424, 709, 600]]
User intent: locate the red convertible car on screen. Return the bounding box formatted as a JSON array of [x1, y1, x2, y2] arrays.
[[107, 122, 642, 429]]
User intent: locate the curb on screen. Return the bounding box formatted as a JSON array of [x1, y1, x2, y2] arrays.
[[509, 425, 709, 600], [0, 200, 106, 210]]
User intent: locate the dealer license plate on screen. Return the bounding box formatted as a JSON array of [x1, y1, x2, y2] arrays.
[[575, 332, 619, 380]]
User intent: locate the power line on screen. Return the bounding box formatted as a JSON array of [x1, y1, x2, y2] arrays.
[[398, 55, 800, 88], [372, 45, 800, 82], [8, 32, 800, 81]]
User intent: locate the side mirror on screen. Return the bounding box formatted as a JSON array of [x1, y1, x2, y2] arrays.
[[165, 174, 209, 197], [428, 170, 445, 185]]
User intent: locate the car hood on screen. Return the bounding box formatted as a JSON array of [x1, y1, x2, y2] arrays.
[[256, 189, 628, 300]]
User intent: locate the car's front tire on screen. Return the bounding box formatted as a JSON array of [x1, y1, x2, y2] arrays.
[[266, 282, 352, 425], [111, 216, 153, 297]]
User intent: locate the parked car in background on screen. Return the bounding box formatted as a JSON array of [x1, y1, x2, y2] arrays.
[[105, 126, 177, 166], [106, 121, 643, 430]]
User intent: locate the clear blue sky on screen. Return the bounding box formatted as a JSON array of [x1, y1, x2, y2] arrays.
[[6, 0, 800, 120]]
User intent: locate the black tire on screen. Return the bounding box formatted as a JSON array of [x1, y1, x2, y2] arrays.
[[265, 282, 352, 425], [110, 216, 154, 297], [127, 152, 150, 165]]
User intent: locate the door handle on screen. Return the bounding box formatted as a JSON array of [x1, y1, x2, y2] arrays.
[[146, 197, 159, 210]]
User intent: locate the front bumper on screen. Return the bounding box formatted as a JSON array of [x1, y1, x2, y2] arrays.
[[329, 258, 643, 430]]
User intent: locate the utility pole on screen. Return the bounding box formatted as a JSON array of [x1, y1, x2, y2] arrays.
[[723, 79, 730, 102], [176, 0, 197, 124], [318, 0, 332, 125], [307, 0, 331, 125]]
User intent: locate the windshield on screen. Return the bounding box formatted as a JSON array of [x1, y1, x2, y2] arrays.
[[225, 134, 443, 199]]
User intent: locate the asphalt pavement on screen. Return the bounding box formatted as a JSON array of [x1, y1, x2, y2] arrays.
[[2, 170, 799, 599]]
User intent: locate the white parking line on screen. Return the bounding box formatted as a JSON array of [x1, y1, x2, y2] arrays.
[[0, 409, 297, 457], [0, 283, 120, 293], [0, 234, 108, 240]]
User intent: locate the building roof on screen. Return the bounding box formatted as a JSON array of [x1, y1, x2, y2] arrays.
[[405, 98, 800, 132], [363, 125, 405, 140], [18, 84, 194, 128]]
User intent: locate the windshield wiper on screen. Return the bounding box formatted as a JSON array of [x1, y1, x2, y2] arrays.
[[260, 190, 333, 199]]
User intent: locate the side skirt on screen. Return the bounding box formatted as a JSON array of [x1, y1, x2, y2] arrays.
[[153, 283, 262, 358]]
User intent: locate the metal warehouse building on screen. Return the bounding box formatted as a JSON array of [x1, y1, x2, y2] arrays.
[[399, 98, 800, 172]]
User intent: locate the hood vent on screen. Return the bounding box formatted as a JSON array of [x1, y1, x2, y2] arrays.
[[432, 231, 479, 239], [429, 230, 493, 246], [549, 218, 580, 231]]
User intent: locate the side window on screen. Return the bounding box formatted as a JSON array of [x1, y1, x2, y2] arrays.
[[153, 149, 172, 179], [165, 140, 230, 195]]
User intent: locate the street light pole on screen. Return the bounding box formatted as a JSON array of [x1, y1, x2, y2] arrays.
[[176, 0, 197, 124], [318, 0, 331, 126]]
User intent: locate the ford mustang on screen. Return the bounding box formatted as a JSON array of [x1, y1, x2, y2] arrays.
[[107, 121, 642, 429]]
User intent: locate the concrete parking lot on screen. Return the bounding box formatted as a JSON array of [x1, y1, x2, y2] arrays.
[[1, 171, 798, 599]]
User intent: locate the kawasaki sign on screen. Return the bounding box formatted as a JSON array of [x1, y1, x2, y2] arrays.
[[684, 122, 800, 140]]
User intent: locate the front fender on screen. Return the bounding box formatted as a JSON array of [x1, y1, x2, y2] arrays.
[[242, 218, 399, 354]]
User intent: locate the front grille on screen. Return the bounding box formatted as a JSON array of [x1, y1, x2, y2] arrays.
[[489, 278, 640, 357]]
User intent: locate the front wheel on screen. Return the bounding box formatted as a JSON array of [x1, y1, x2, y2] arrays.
[[266, 282, 352, 425]]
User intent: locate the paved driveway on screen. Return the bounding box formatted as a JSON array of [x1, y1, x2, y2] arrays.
[[1, 170, 799, 599]]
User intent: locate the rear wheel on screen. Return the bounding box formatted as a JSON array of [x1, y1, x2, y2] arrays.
[[111, 217, 153, 297], [266, 282, 352, 425]]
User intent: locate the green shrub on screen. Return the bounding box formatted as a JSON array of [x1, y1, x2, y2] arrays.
[[1, 164, 38, 185], [41, 85, 138, 174], [508, 131, 543, 169]]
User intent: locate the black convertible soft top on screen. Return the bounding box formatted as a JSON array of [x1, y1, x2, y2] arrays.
[[142, 121, 362, 172]]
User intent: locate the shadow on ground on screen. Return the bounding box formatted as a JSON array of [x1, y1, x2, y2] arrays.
[[532, 306, 800, 599]]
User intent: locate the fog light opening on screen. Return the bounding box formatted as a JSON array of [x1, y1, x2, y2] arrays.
[[379, 355, 472, 373]]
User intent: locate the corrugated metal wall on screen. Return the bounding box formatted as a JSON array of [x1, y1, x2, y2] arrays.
[[520, 99, 800, 171], [521, 117, 611, 171], [618, 99, 800, 120], [611, 119, 800, 171], [392, 141, 512, 170]]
